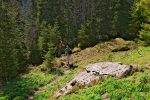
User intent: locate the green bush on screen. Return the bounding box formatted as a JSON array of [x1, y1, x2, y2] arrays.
[[131, 92, 146, 100], [146, 92, 150, 99], [0, 96, 8, 100]]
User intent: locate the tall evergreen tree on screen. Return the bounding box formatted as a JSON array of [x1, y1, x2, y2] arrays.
[[137, 0, 150, 45], [0, 0, 20, 82]]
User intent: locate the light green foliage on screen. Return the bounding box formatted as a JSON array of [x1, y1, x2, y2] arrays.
[[111, 47, 150, 64], [13, 96, 25, 100], [0, 69, 55, 100], [61, 73, 150, 100], [33, 70, 77, 100]]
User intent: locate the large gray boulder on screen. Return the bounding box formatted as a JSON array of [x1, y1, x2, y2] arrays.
[[86, 62, 132, 78], [55, 62, 132, 98]]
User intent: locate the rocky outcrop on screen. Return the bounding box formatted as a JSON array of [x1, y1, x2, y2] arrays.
[[55, 62, 133, 98]]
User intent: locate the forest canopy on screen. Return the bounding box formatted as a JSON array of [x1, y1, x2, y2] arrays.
[[0, 0, 150, 82]]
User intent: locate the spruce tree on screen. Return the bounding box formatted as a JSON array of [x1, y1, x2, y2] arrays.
[[0, 0, 19, 82], [138, 0, 150, 45]]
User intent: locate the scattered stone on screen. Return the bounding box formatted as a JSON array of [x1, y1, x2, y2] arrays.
[[102, 93, 110, 100], [55, 62, 133, 98]]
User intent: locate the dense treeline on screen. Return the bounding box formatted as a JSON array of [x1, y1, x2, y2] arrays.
[[0, 0, 150, 82], [0, 0, 20, 82]]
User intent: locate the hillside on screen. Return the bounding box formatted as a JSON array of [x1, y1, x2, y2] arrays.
[[55, 38, 150, 100], [1, 0, 150, 100], [1, 39, 150, 100]]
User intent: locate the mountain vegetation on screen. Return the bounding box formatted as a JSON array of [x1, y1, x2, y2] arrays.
[[0, 0, 150, 100]]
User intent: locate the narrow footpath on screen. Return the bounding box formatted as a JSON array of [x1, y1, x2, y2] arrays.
[[27, 70, 70, 100]]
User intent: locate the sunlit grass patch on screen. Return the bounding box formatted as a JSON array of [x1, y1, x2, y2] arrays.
[[0, 68, 56, 100], [61, 73, 150, 100], [60, 46, 150, 100]]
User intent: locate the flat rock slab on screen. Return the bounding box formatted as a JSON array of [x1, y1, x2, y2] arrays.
[[55, 62, 133, 98]]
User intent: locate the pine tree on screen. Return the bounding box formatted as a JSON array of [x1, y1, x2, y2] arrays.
[[138, 0, 150, 45], [38, 22, 61, 67], [0, 0, 20, 82]]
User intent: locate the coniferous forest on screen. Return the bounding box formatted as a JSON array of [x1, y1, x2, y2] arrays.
[[0, 0, 150, 100]]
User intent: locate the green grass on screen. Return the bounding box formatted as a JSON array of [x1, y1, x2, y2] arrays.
[[0, 69, 56, 100], [33, 45, 150, 100], [33, 69, 78, 100], [111, 47, 150, 64], [60, 73, 150, 100], [1, 39, 149, 100], [60, 46, 150, 100], [77, 47, 150, 68]]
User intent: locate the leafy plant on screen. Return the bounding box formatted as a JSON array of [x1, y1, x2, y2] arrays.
[[0, 71, 55, 100]]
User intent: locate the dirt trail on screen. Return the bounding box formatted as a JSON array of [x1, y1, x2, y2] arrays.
[[27, 70, 70, 100]]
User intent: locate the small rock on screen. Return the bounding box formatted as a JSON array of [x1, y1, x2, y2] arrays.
[[102, 93, 110, 100]]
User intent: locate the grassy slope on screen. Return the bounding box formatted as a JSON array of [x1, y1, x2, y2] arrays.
[[60, 46, 150, 100], [0, 39, 150, 100], [33, 39, 150, 100], [0, 66, 56, 100]]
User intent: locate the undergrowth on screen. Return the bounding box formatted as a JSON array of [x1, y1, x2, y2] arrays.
[[0, 70, 56, 100], [61, 72, 150, 100], [33, 69, 78, 100]]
